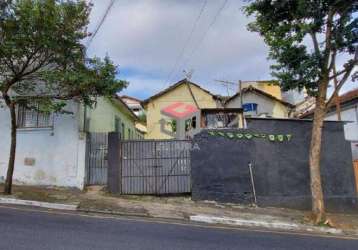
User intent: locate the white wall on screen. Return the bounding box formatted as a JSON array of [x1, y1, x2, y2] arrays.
[[325, 105, 358, 141], [325, 104, 358, 160], [0, 101, 86, 189], [325, 105, 357, 122], [226, 92, 289, 118]]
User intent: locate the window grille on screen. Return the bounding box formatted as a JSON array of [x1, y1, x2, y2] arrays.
[[201, 108, 243, 129], [17, 103, 53, 129]]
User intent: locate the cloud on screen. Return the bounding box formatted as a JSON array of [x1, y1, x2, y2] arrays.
[[120, 75, 165, 100], [86, 0, 357, 99]]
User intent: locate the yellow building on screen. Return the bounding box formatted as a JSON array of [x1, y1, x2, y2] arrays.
[[241, 80, 282, 100], [142, 79, 217, 139]]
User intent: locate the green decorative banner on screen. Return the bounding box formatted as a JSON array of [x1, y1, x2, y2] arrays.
[[207, 131, 293, 142]]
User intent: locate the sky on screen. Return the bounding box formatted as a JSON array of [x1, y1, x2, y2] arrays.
[[85, 0, 357, 100]]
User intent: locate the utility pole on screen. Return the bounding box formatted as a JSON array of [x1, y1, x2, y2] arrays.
[[215, 79, 244, 109], [238, 80, 243, 109], [215, 79, 245, 128]]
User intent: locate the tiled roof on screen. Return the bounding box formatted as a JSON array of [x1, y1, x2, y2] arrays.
[[141, 79, 215, 106], [225, 85, 294, 107], [299, 88, 358, 118], [120, 95, 142, 103], [112, 95, 139, 121]]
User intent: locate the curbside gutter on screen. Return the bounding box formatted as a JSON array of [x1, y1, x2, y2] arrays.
[[1, 196, 358, 238], [190, 214, 348, 235], [0, 197, 78, 211], [77, 207, 149, 218]]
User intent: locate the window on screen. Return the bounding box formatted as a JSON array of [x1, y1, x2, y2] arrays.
[[185, 116, 196, 131], [114, 116, 121, 133], [242, 103, 258, 112], [17, 103, 53, 129], [191, 116, 197, 129], [201, 109, 241, 128], [128, 128, 131, 139], [168, 119, 176, 132], [121, 123, 125, 139]]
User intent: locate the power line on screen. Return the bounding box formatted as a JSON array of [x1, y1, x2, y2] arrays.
[[164, 0, 208, 86], [171, 0, 228, 81], [86, 0, 116, 49]]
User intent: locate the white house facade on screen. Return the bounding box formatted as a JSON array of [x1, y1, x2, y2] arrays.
[[0, 101, 87, 189], [300, 88, 358, 160], [224, 86, 293, 118], [324, 91, 358, 160]]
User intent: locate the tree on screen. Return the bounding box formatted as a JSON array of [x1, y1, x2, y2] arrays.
[[245, 0, 357, 223], [0, 0, 127, 194]]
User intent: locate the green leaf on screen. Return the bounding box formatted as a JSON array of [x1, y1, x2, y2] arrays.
[[244, 0, 357, 95], [226, 132, 235, 139], [245, 134, 253, 139], [268, 135, 276, 142], [218, 132, 226, 137], [0, 0, 127, 113], [236, 133, 244, 139], [277, 134, 284, 142], [286, 134, 293, 141], [208, 131, 216, 136]]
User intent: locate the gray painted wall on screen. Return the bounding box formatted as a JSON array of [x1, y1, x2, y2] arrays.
[[191, 118, 357, 212]]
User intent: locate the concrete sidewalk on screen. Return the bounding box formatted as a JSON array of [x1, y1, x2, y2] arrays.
[[1, 184, 358, 237]]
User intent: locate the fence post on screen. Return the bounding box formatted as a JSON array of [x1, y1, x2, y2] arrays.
[[108, 132, 120, 193], [84, 133, 91, 185]]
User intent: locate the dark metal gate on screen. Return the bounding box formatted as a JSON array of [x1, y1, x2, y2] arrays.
[[120, 140, 191, 194], [86, 133, 108, 185]]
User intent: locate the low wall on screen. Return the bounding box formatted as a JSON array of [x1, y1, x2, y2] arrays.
[[191, 118, 357, 212]]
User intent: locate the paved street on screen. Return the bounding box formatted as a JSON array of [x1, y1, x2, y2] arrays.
[[0, 206, 356, 250]]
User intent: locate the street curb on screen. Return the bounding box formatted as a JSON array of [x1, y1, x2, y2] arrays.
[[190, 214, 350, 236], [1, 196, 358, 237], [77, 208, 149, 218], [0, 197, 78, 211]]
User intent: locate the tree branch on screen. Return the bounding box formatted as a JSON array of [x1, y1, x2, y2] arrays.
[[329, 67, 348, 80], [310, 32, 320, 56], [328, 50, 336, 73], [325, 49, 358, 108], [323, 8, 334, 70], [0, 49, 17, 75], [14, 91, 84, 102]]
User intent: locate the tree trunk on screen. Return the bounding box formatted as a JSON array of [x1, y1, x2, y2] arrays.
[[309, 95, 326, 223], [4, 102, 17, 195]]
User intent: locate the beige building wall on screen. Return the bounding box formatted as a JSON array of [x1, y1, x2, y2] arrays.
[[144, 83, 217, 139], [242, 81, 282, 100]]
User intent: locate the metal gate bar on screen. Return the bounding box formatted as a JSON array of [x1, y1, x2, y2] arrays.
[[120, 139, 191, 195], [87, 133, 108, 185]]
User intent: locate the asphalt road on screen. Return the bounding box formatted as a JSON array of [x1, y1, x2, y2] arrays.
[[0, 206, 357, 250]]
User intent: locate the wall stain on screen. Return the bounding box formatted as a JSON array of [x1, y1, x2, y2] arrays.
[[34, 170, 46, 181]]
